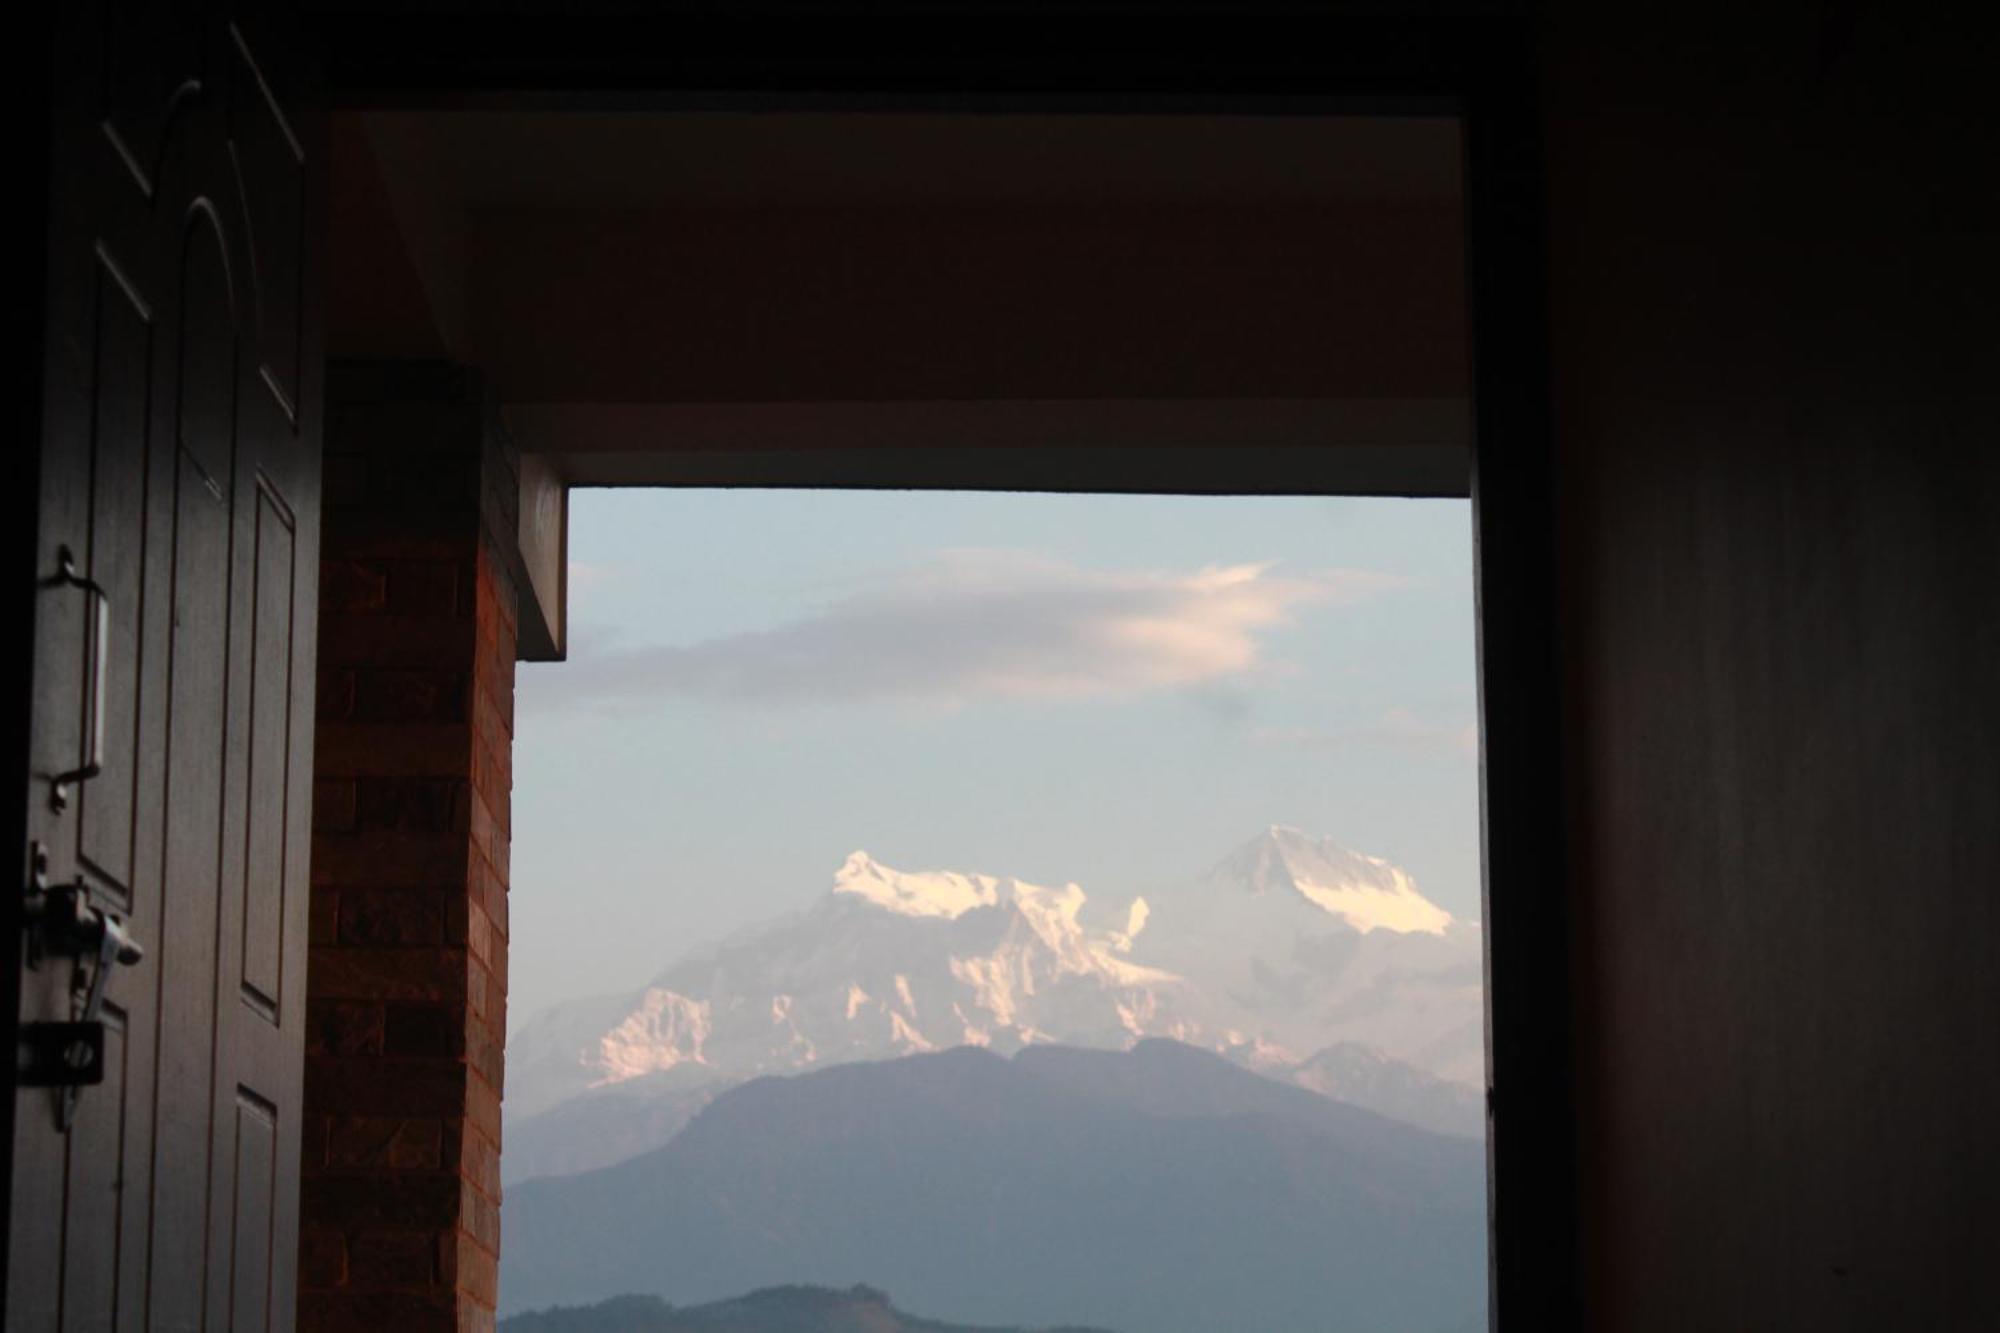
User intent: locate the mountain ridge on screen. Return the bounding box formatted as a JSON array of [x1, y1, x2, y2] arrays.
[[500, 1041, 1487, 1333], [499, 1285, 1118, 1333]]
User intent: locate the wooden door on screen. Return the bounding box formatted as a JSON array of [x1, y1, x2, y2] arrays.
[[11, 8, 323, 1331]]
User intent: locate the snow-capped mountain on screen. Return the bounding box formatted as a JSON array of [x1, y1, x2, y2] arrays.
[[504, 828, 1485, 1179], [1143, 825, 1487, 1084], [510, 850, 1191, 1116]]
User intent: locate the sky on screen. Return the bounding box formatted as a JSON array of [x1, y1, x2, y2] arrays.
[[509, 488, 1479, 1029]]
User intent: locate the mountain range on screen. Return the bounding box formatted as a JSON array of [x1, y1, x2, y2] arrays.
[[500, 1040, 1488, 1333], [498, 1286, 1117, 1333], [504, 828, 1485, 1183]]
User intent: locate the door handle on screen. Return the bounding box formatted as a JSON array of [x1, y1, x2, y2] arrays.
[[49, 544, 109, 812]]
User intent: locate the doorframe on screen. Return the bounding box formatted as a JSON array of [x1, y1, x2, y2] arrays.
[[327, 10, 1577, 1332], [10, 8, 1575, 1329]]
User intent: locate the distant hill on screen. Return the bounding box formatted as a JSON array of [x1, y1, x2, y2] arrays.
[[501, 1041, 1486, 1333], [500, 1285, 1116, 1333]]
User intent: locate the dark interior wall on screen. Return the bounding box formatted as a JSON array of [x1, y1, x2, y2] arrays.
[[1540, 10, 1999, 1328]]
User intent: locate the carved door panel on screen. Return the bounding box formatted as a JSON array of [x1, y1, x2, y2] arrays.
[[12, 9, 322, 1331]]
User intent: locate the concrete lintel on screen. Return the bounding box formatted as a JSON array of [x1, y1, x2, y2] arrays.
[[506, 397, 1471, 497]]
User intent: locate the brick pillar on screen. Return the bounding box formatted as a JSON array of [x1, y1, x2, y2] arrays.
[[301, 364, 516, 1333]]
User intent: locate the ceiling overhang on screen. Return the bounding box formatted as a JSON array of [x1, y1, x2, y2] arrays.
[[334, 108, 1474, 664]]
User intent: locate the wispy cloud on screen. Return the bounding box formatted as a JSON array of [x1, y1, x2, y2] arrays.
[[1257, 707, 1479, 759], [545, 550, 1405, 711], [567, 560, 618, 590]]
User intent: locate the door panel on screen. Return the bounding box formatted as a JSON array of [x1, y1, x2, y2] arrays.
[[74, 253, 153, 902], [241, 486, 296, 1019], [225, 28, 309, 422], [13, 10, 322, 1330], [228, 1090, 279, 1333], [55, 1006, 127, 1332]]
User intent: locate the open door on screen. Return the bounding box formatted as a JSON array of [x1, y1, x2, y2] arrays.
[[10, 9, 322, 1329]]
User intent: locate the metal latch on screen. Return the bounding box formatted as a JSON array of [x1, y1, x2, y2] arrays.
[[18, 861, 145, 1127], [17, 1022, 104, 1090]]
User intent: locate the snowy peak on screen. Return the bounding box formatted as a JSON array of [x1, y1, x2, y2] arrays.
[[1210, 826, 1453, 935], [832, 850, 1001, 918], [591, 988, 713, 1087], [507, 827, 1486, 1165]]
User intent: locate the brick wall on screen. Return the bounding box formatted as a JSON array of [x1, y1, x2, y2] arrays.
[[302, 365, 518, 1333]]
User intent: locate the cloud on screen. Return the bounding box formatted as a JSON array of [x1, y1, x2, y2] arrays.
[[547, 550, 1405, 711], [1257, 707, 1479, 759], [567, 560, 617, 590]]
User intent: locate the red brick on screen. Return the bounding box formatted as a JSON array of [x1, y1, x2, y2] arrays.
[[384, 1003, 462, 1059], [306, 947, 468, 1003], [301, 1113, 332, 1173], [466, 792, 493, 866], [308, 1058, 466, 1118], [302, 1174, 461, 1231], [459, 1179, 501, 1256], [465, 858, 503, 939], [305, 381, 520, 1333], [468, 740, 510, 815], [298, 1291, 456, 1333], [464, 958, 489, 1024], [329, 401, 473, 462], [441, 893, 469, 948], [316, 667, 357, 722], [317, 615, 475, 671], [324, 1115, 445, 1173], [350, 1230, 438, 1288], [453, 560, 479, 622], [464, 902, 490, 965], [472, 690, 508, 763], [325, 452, 368, 508], [478, 860, 508, 941], [460, 1124, 501, 1200], [487, 932, 509, 999], [464, 1068, 502, 1146], [465, 1015, 503, 1093], [339, 891, 445, 947], [315, 778, 358, 833], [377, 454, 478, 509], [385, 559, 464, 617], [353, 669, 464, 724], [322, 509, 477, 562], [356, 777, 466, 834], [310, 886, 340, 949], [322, 559, 388, 614], [299, 1227, 348, 1289], [308, 999, 384, 1058], [314, 722, 473, 780], [443, 1230, 498, 1309], [313, 828, 469, 889]]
